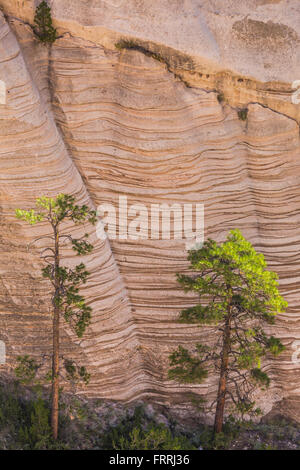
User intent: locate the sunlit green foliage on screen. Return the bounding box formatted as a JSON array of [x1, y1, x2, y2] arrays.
[[18, 395, 53, 449], [15, 194, 96, 438], [102, 405, 195, 450]]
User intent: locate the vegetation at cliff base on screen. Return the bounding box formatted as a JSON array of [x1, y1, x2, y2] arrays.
[[217, 92, 225, 103]]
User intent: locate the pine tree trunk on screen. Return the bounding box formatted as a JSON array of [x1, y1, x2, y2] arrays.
[[51, 228, 60, 440], [51, 304, 59, 439], [214, 304, 232, 434]]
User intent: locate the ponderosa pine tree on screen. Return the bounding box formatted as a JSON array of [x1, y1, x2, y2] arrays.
[[169, 229, 286, 435], [16, 194, 96, 440], [34, 1, 58, 44]]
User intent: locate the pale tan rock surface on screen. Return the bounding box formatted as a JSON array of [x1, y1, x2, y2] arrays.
[[0, 1, 299, 420]]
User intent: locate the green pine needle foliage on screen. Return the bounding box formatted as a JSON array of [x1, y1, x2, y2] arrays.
[[169, 229, 287, 419], [15, 193, 97, 421], [169, 345, 208, 383], [16, 194, 97, 339], [34, 1, 58, 44], [15, 356, 40, 385]]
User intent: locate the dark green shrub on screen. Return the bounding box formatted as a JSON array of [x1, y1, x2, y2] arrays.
[[115, 39, 136, 51], [199, 417, 241, 450], [15, 355, 39, 385], [18, 395, 52, 449], [0, 384, 66, 449], [102, 405, 195, 450], [238, 108, 248, 121], [115, 40, 165, 63], [34, 1, 58, 44], [113, 424, 196, 450]]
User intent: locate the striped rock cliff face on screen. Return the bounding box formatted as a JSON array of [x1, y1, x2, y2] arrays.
[[0, 1, 299, 421]]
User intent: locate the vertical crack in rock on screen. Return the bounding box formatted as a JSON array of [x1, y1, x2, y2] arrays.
[[15, 31, 297, 418]]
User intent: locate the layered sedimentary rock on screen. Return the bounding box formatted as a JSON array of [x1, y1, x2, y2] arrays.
[[0, 1, 299, 420]]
